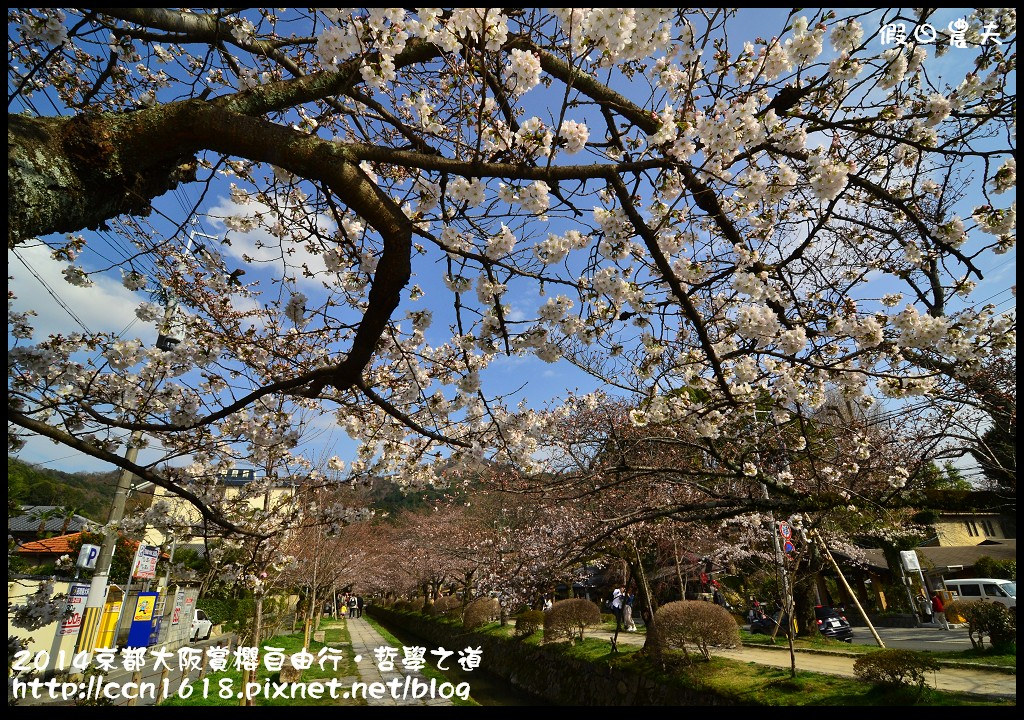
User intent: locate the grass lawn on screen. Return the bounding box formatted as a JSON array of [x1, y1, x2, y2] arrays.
[[377, 610, 1014, 706], [160, 620, 361, 707], [537, 636, 1014, 706]]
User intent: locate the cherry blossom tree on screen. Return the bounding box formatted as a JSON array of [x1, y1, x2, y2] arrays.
[[8, 9, 1016, 537]]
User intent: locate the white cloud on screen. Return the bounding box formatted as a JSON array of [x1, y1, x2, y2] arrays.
[[206, 196, 338, 288], [8, 243, 145, 340]]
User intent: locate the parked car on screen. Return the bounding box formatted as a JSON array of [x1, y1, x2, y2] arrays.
[[813, 605, 853, 642], [749, 608, 788, 636], [191, 609, 213, 642], [943, 578, 1016, 613], [749, 605, 853, 642]]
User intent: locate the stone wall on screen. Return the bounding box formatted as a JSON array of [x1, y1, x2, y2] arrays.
[[367, 606, 735, 706]]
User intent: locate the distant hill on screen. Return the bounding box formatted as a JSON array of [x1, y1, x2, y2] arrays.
[[8, 457, 119, 522], [367, 476, 470, 515]]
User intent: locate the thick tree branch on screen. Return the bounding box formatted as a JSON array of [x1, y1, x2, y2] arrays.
[[8, 409, 258, 537]]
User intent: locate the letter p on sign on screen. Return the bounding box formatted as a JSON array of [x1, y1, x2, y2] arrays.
[[77, 544, 100, 569]]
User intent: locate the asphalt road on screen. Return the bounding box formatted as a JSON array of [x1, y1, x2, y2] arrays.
[[846, 625, 977, 652]]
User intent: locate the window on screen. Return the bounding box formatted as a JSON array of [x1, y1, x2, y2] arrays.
[[958, 583, 982, 597], [983, 584, 1007, 598]]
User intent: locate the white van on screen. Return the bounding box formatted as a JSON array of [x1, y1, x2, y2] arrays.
[[943, 578, 1016, 612]]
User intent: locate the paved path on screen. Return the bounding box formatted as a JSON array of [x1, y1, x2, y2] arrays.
[[599, 629, 1016, 699], [346, 616, 452, 706]]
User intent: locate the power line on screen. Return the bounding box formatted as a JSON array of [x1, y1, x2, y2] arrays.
[[12, 249, 93, 335]]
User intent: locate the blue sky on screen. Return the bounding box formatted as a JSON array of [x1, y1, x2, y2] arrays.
[[8, 8, 1015, 476]]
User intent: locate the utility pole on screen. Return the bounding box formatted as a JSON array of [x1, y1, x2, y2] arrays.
[[74, 341, 165, 656], [74, 233, 205, 657]]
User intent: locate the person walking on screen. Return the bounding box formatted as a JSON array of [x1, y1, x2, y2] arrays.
[[931, 591, 950, 630], [917, 593, 934, 625], [349, 594, 359, 618], [610, 586, 625, 626], [623, 592, 637, 631], [356, 595, 364, 618]]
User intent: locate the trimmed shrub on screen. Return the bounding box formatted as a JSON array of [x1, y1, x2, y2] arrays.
[[515, 610, 544, 639], [654, 600, 740, 661], [543, 599, 602, 643], [853, 648, 940, 688], [463, 596, 500, 628], [972, 602, 1016, 651], [234, 597, 256, 623], [429, 595, 462, 617]]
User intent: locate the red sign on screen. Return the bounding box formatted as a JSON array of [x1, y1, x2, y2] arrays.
[[779, 521, 793, 539], [170, 588, 185, 626]]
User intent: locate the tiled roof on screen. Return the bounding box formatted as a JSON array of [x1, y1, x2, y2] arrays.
[[15, 532, 83, 555], [859, 538, 1016, 572], [9, 506, 94, 534], [15, 533, 170, 559]]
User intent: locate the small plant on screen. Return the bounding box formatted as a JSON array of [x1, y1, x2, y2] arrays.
[[463, 596, 500, 628], [654, 600, 740, 661], [515, 610, 545, 638], [853, 648, 940, 689], [543, 599, 602, 643]]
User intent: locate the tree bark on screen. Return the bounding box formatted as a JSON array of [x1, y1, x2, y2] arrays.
[[8, 112, 196, 248]]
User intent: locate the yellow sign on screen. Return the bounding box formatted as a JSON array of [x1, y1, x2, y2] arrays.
[[134, 596, 155, 621]]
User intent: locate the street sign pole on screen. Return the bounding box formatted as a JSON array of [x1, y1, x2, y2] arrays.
[[73, 246, 196, 658], [74, 434, 146, 658]]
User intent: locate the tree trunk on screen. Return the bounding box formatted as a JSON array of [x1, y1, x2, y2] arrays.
[[673, 536, 685, 601], [792, 546, 824, 637], [8, 111, 197, 247], [254, 594, 264, 648]]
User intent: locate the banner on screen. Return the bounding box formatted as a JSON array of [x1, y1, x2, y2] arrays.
[[170, 588, 185, 626], [60, 583, 90, 635], [132, 544, 160, 579]]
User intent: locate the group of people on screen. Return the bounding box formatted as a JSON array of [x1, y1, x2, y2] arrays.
[[611, 586, 638, 632], [746, 598, 770, 624], [334, 593, 364, 618]]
